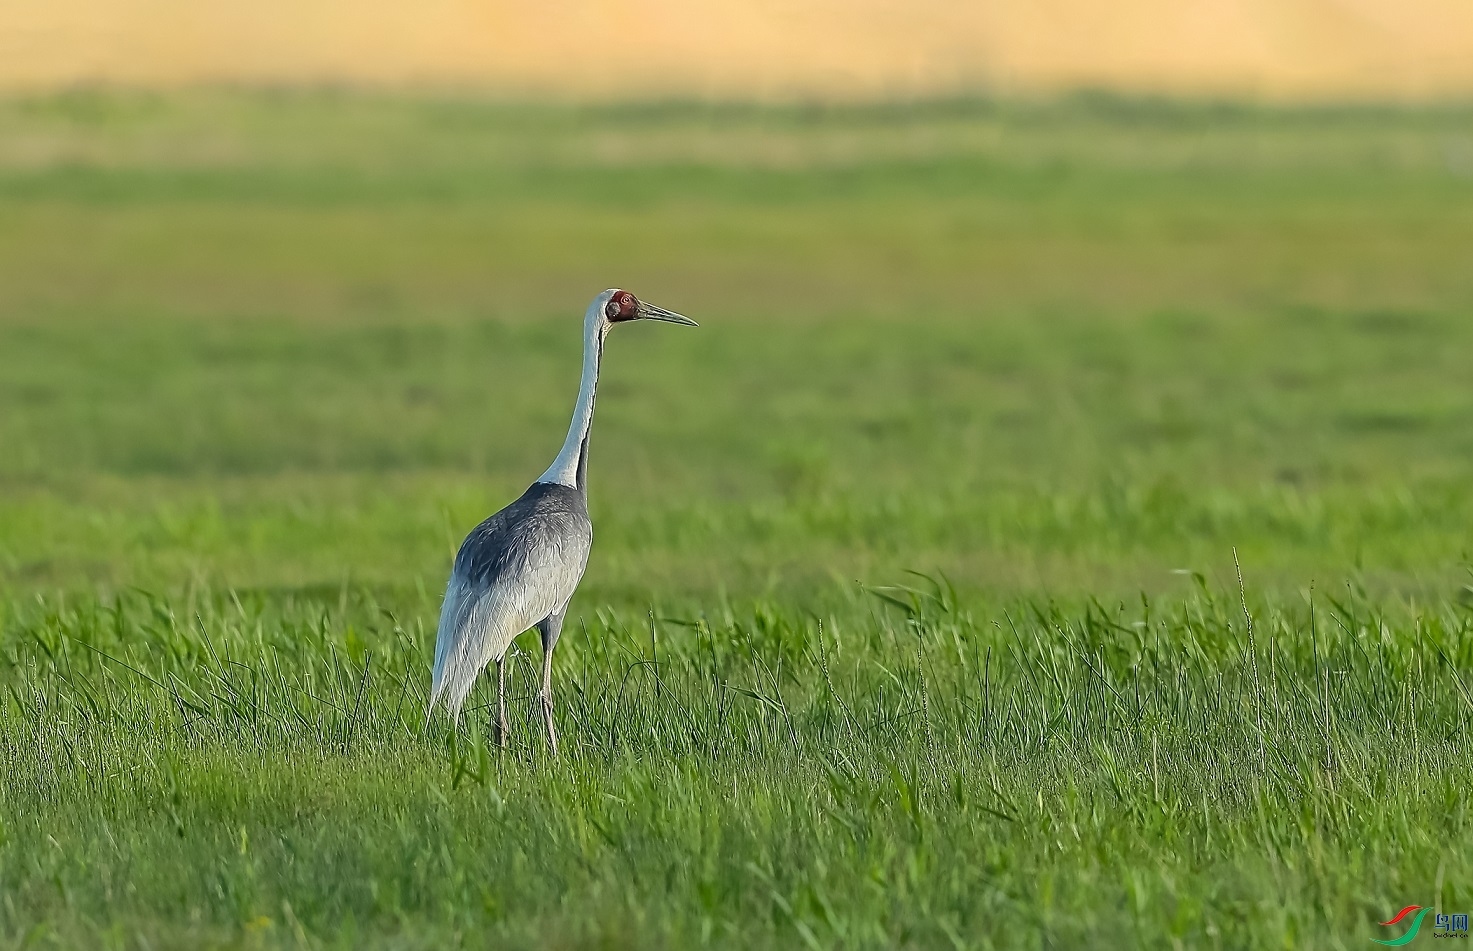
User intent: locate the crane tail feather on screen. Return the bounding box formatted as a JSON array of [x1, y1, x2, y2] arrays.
[[427, 571, 541, 724], [427, 575, 477, 723]]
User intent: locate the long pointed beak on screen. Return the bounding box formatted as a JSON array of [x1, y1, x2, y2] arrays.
[[636, 300, 698, 326]]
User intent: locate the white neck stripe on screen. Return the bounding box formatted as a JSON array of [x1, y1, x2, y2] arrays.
[[536, 303, 606, 489]]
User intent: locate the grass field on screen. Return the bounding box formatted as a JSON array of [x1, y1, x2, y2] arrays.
[[2, 90, 1473, 949]]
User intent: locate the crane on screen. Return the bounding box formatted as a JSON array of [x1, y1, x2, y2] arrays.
[[427, 289, 696, 752]]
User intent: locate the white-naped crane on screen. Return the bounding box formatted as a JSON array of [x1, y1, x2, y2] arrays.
[[427, 289, 696, 752]]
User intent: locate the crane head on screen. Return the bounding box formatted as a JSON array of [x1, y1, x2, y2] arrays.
[[596, 289, 697, 327]]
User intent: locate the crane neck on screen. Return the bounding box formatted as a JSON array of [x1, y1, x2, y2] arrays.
[[536, 309, 606, 494]]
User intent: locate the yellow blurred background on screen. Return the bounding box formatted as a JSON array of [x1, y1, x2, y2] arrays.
[[4, 0, 1473, 100]]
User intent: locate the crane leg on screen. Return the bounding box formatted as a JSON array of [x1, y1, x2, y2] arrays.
[[537, 612, 565, 754], [494, 656, 508, 748]]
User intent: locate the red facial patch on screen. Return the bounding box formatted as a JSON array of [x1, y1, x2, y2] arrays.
[[605, 290, 639, 322]]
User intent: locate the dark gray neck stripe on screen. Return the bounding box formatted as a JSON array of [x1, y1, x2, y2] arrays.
[[573, 334, 603, 495]]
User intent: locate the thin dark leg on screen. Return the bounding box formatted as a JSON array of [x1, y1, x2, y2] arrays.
[[495, 657, 508, 748], [537, 612, 565, 754]]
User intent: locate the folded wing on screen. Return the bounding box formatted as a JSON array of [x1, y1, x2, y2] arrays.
[[428, 484, 591, 720]]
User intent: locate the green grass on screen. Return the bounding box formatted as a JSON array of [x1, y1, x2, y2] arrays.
[[2, 90, 1473, 948]]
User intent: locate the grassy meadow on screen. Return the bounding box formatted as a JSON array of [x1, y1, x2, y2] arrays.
[[2, 90, 1473, 948]]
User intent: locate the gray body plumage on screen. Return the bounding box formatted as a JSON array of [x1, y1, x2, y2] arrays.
[[429, 482, 591, 719]]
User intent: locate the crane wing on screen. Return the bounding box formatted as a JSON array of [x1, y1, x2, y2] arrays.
[[428, 483, 591, 720]]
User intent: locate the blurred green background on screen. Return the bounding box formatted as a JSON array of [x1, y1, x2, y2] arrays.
[[2, 91, 1471, 602], [5, 88, 1473, 951]]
